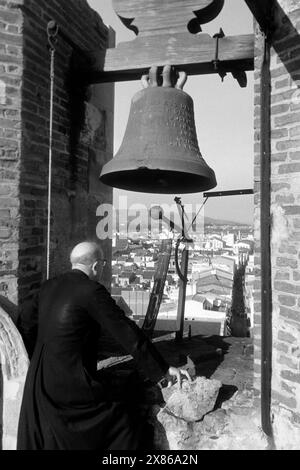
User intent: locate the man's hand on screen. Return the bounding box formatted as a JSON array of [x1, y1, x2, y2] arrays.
[[165, 366, 192, 389]]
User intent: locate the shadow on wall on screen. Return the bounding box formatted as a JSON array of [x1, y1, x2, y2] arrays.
[[230, 265, 249, 338], [13, 0, 113, 304], [66, 59, 87, 190], [190, 335, 238, 409], [272, 2, 300, 84], [150, 333, 232, 385]]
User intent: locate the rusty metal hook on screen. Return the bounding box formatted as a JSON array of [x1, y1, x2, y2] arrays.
[[47, 20, 59, 51]]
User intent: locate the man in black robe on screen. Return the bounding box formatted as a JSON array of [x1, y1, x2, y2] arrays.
[[17, 241, 190, 450]]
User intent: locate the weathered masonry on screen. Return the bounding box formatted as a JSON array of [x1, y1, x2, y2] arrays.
[[0, 0, 114, 305], [251, 0, 300, 449], [0, 0, 114, 449]]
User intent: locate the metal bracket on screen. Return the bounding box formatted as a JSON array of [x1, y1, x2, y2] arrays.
[[203, 188, 254, 198], [213, 28, 227, 82], [212, 28, 248, 88]]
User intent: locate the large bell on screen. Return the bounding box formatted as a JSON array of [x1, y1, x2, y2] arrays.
[[100, 66, 217, 194]]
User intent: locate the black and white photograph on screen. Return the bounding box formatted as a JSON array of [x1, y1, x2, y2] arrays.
[[0, 0, 299, 455]]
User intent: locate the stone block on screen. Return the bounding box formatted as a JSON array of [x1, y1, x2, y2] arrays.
[[274, 341, 290, 354], [278, 354, 298, 370], [271, 152, 288, 162], [202, 409, 227, 434], [272, 390, 297, 410], [0, 305, 29, 449], [279, 163, 300, 174], [152, 408, 193, 450], [275, 271, 290, 281], [162, 377, 221, 423], [275, 280, 300, 295], [179, 390, 268, 450], [293, 270, 300, 281], [275, 78, 290, 89], [272, 404, 300, 450], [278, 330, 297, 343], [275, 112, 300, 127], [290, 151, 300, 160], [271, 182, 291, 192], [278, 295, 297, 306], [281, 379, 296, 396], [276, 258, 298, 269], [291, 346, 300, 358], [281, 370, 300, 384], [271, 103, 290, 115]]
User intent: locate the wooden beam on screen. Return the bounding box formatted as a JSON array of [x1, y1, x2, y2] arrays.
[[112, 0, 225, 37], [78, 33, 254, 84], [244, 0, 274, 33]]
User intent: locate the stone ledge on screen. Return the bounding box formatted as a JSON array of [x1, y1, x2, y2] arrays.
[[0, 305, 29, 450], [152, 386, 269, 450]]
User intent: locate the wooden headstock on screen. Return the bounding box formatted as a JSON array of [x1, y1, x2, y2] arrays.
[[112, 0, 225, 36], [80, 0, 253, 87]]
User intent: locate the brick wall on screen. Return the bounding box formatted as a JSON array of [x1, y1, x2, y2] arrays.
[[0, 0, 23, 303], [0, 0, 114, 304], [253, 0, 300, 448]]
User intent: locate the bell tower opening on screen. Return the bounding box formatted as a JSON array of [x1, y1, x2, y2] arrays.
[[95, 1, 258, 449]]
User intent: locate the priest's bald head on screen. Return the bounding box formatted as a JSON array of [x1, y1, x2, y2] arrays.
[[70, 242, 106, 280]]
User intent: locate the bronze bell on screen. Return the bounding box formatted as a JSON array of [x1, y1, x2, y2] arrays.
[[100, 65, 217, 194]]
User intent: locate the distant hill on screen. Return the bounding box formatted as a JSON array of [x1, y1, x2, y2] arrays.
[[113, 210, 251, 229], [204, 216, 250, 226]]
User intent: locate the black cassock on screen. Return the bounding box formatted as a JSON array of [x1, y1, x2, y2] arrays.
[[17, 270, 169, 450]]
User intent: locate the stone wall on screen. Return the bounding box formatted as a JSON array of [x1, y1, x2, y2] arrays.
[[0, 0, 114, 305], [0, 305, 28, 449], [253, 0, 300, 449]]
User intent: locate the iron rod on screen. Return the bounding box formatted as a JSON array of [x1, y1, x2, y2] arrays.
[[203, 189, 254, 198], [260, 33, 273, 439], [175, 248, 189, 342]]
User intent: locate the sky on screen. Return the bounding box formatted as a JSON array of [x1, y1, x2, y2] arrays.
[[87, 0, 254, 224]]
